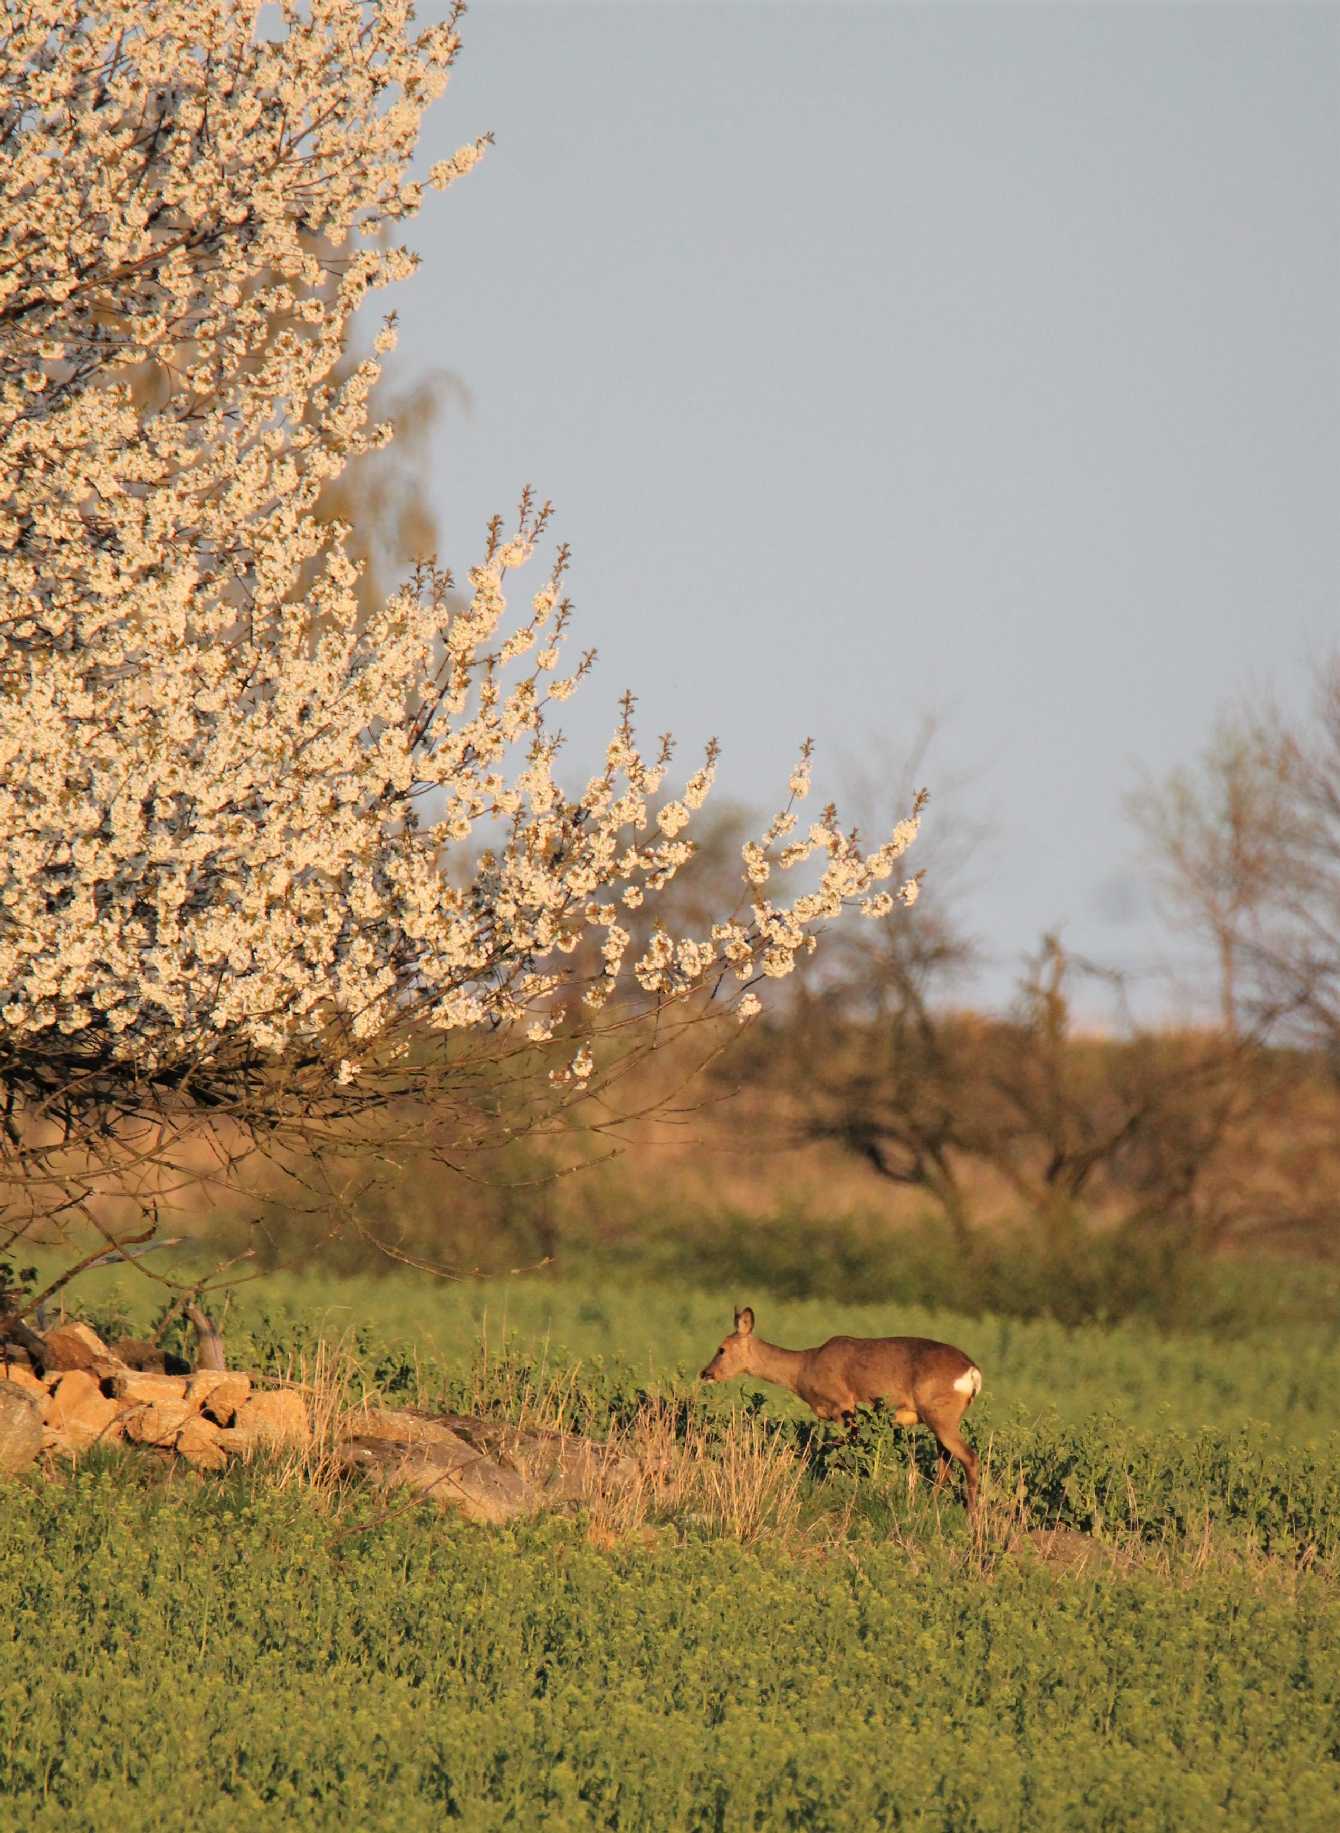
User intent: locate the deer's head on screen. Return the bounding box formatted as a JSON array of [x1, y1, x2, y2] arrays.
[[699, 1305, 755, 1382]]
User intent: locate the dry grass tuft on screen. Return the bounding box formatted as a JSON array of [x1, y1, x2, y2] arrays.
[[243, 1336, 368, 1504], [579, 1401, 841, 1549]]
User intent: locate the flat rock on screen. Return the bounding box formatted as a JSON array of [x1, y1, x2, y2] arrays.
[[106, 1370, 191, 1405], [438, 1413, 641, 1503], [340, 1406, 475, 1457], [333, 1409, 643, 1525], [0, 1383, 43, 1474], [337, 1435, 536, 1526]]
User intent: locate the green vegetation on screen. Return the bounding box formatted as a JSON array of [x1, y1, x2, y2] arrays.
[[4, 1250, 1340, 1829], [3, 1469, 1338, 1833]]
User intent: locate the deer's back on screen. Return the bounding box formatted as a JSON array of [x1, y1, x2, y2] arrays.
[[810, 1333, 978, 1410]]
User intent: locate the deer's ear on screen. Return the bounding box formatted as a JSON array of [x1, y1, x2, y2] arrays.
[[734, 1306, 755, 1337]]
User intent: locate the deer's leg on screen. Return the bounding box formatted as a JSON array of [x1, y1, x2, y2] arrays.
[[930, 1440, 954, 1491], [920, 1400, 978, 1512]]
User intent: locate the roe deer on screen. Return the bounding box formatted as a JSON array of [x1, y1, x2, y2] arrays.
[[699, 1306, 983, 1509]]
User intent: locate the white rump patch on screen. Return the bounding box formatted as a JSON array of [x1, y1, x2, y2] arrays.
[[954, 1366, 982, 1398]]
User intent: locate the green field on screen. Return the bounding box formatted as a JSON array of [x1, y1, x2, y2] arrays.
[[3, 1259, 1340, 1829]]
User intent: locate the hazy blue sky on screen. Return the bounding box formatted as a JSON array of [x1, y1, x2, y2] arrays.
[[387, 1, 1338, 1016]]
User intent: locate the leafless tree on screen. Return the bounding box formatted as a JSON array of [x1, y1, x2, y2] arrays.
[[1253, 654, 1340, 1064], [1127, 713, 1298, 1036]]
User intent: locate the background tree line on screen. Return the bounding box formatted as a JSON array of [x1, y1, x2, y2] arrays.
[[227, 650, 1340, 1317]]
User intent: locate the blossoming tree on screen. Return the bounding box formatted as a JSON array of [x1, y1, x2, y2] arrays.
[[0, 0, 921, 1290]]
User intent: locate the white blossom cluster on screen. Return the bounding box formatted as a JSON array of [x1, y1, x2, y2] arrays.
[[0, 1, 921, 1111]]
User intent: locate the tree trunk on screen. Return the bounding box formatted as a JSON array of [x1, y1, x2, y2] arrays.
[[186, 1305, 228, 1372]]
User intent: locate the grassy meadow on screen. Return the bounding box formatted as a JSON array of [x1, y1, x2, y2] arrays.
[[4, 1224, 1340, 1830]]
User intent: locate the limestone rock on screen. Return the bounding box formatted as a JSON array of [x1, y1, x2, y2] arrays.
[[110, 1338, 191, 1376], [227, 1388, 310, 1448], [46, 1367, 98, 1411], [0, 1383, 43, 1474], [39, 1322, 122, 1375], [49, 1321, 108, 1355], [123, 1399, 197, 1446], [106, 1370, 190, 1406], [187, 1371, 252, 1426], [46, 1369, 124, 1451], [1, 1362, 51, 1416], [175, 1415, 228, 1472]]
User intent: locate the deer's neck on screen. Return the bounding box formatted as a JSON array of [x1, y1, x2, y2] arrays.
[[746, 1337, 808, 1395]]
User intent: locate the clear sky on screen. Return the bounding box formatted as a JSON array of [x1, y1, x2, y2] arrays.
[[388, 1, 1338, 1016]]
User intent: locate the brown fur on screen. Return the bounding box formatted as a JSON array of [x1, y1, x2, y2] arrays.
[[699, 1306, 982, 1509]]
